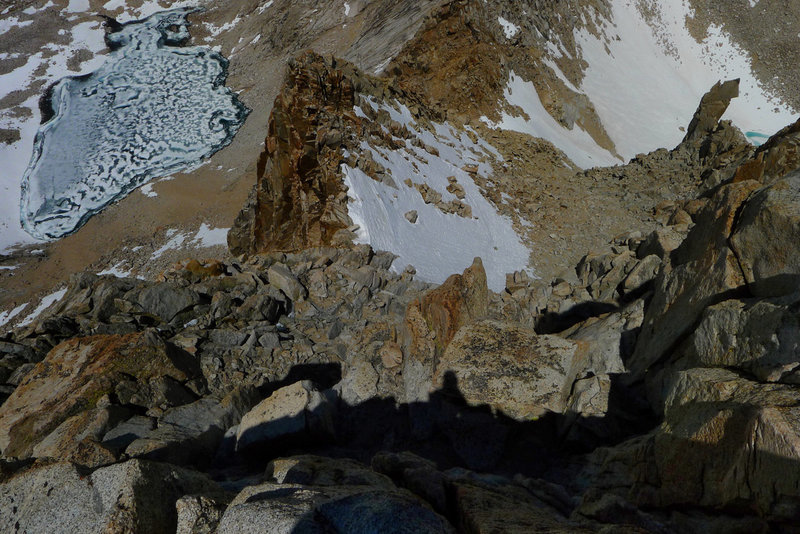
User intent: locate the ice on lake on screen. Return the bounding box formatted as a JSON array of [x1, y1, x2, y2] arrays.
[[20, 7, 249, 239]]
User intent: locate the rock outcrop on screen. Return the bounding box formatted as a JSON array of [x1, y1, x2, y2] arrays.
[[228, 52, 357, 256]]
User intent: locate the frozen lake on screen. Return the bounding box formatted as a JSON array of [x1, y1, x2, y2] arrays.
[[20, 7, 248, 240]]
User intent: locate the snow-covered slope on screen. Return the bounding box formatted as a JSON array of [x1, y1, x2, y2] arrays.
[[344, 98, 532, 291], [483, 0, 797, 166], [484, 71, 621, 169], [575, 0, 796, 159]]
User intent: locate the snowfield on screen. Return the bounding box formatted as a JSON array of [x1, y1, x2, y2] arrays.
[[344, 98, 532, 291], [574, 0, 797, 159], [484, 0, 797, 165], [483, 71, 622, 169]]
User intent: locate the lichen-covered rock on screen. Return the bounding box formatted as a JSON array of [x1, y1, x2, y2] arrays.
[[435, 319, 588, 419], [0, 330, 201, 459], [31, 405, 131, 466], [404, 257, 488, 404]]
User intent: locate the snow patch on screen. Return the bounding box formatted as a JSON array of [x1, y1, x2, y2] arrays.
[[104, 0, 198, 23], [18, 288, 67, 327], [344, 99, 531, 291], [258, 1, 274, 14], [204, 15, 243, 38], [140, 183, 157, 197], [151, 229, 189, 259], [484, 71, 621, 169], [66, 0, 89, 13], [0, 304, 28, 328], [498, 16, 519, 39], [193, 223, 229, 247], [99, 261, 133, 278]]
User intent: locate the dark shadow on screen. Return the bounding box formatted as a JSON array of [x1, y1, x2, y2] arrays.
[[535, 301, 619, 334], [214, 367, 658, 486], [221, 381, 800, 534], [257, 362, 343, 398]]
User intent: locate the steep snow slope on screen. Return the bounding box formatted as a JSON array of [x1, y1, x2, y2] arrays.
[[482, 0, 797, 165], [344, 98, 532, 291], [574, 0, 796, 159], [484, 71, 621, 169]]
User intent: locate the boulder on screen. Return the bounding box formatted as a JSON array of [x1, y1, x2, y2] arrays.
[[0, 331, 201, 459], [563, 299, 644, 377], [404, 258, 488, 403], [339, 359, 380, 405], [236, 381, 336, 452], [621, 255, 662, 294], [585, 368, 800, 520], [730, 170, 800, 297], [102, 415, 156, 452], [125, 387, 259, 466], [630, 181, 759, 385], [446, 470, 593, 533], [434, 320, 588, 419], [0, 459, 219, 534], [732, 118, 800, 185], [372, 451, 449, 514], [137, 283, 200, 322], [268, 263, 308, 302], [636, 227, 685, 260], [176, 495, 229, 534], [650, 368, 800, 517], [31, 405, 131, 465], [681, 294, 800, 382], [268, 455, 396, 488], [217, 481, 454, 534]]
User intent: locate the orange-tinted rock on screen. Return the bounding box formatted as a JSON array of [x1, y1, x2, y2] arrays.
[[403, 258, 488, 402], [229, 53, 363, 256], [682, 79, 739, 144], [630, 180, 760, 388], [733, 119, 800, 185], [0, 331, 199, 459]]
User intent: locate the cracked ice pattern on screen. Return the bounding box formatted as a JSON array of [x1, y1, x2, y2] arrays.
[[20, 7, 249, 239]]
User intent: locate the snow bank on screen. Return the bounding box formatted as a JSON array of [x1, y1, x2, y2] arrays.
[[483, 71, 621, 169], [344, 98, 531, 291], [574, 0, 797, 159], [17, 288, 67, 327]]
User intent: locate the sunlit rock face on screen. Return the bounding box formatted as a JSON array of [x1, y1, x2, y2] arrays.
[[20, 8, 249, 240]]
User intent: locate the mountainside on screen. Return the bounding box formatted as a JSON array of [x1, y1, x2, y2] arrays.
[[1, 0, 800, 532]]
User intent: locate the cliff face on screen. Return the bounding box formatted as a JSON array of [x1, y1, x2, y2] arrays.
[[229, 53, 357, 255]]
